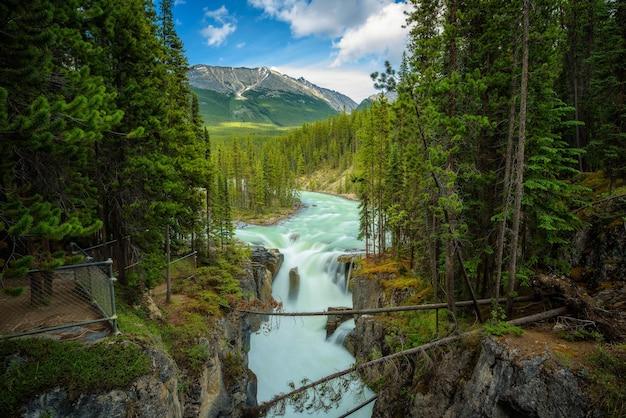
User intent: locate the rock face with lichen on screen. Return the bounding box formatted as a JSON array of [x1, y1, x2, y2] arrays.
[[21, 316, 257, 418], [569, 198, 626, 289], [22, 343, 183, 418], [241, 246, 283, 302], [405, 337, 600, 418], [180, 313, 257, 418]]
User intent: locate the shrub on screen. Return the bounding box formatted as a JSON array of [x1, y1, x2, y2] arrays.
[[484, 302, 523, 337], [585, 346, 626, 417]]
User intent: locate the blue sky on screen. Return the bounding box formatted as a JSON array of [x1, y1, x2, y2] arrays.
[[172, 0, 413, 102]]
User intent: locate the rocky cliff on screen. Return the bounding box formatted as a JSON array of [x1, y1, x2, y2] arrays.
[[19, 247, 283, 418], [347, 268, 614, 418], [22, 342, 182, 418], [404, 335, 601, 418], [569, 196, 626, 306]]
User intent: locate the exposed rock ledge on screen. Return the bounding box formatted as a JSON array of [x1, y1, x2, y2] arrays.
[[347, 272, 606, 418], [23, 343, 182, 418], [21, 246, 282, 418], [405, 336, 600, 418]]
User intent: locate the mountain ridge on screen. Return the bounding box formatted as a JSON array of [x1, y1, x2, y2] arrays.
[[187, 65, 358, 128]]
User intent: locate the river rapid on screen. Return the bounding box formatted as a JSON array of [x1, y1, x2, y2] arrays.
[[235, 191, 374, 417]]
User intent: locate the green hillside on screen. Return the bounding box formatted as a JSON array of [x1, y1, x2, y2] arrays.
[[191, 86, 338, 139]]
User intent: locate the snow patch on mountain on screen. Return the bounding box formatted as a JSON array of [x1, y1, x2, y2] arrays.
[[188, 65, 358, 112]]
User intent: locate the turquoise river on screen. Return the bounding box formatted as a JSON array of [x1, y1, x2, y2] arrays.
[[235, 191, 374, 417]]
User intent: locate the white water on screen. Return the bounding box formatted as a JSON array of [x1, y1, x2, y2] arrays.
[[235, 191, 374, 417]]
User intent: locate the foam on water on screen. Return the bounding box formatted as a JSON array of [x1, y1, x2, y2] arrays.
[[236, 191, 374, 417]]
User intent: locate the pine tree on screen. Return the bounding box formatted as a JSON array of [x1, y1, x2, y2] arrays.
[[82, 0, 206, 288], [558, 0, 597, 171], [587, 0, 626, 187], [0, 0, 118, 282], [212, 174, 234, 250]]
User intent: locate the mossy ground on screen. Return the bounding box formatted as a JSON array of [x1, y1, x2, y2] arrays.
[[0, 338, 150, 417]]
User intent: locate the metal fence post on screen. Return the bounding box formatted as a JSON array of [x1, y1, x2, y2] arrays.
[[107, 258, 119, 334]]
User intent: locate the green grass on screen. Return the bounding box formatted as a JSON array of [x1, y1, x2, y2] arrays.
[[585, 345, 626, 417], [381, 309, 449, 352], [483, 303, 524, 337], [0, 338, 150, 417], [207, 121, 291, 142], [190, 85, 340, 141]]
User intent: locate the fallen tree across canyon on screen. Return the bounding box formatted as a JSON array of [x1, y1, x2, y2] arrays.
[[244, 306, 568, 417]]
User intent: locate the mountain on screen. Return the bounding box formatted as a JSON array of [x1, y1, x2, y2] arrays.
[[355, 91, 398, 111], [187, 65, 358, 127]]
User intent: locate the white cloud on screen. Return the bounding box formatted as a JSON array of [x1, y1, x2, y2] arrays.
[[174, 0, 186, 5], [275, 65, 378, 102], [205, 5, 229, 21], [331, 2, 412, 67], [248, 1, 412, 68], [248, 0, 393, 38], [201, 5, 237, 47], [201, 23, 236, 46]]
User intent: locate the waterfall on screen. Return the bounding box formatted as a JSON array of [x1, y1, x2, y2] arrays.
[[328, 319, 356, 345], [236, 191, 374, 417]]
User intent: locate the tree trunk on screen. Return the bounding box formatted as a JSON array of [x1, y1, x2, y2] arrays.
[[494, 44, 520, 300], [165, 224, 171, 304], [110, 201, 128, 285], [445, 0, 459, 319], [236, 296, 535, 317], [430, 211, 440, 332], [445, 221, 456, 317], [247, 305, 566, 417], [506, 0, 530, 318]]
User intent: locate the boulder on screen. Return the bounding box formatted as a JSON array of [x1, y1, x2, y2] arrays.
[[239, 246, 282, 302], [441, 337, 597, 418], [351, 274, 384, 310], [288, 267, 300, 300], [325, 306, 352, 339], [569, 198, 626, 288], [250, 246, 283, 279]]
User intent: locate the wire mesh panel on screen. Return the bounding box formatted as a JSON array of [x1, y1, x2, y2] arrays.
[[73, 264, 115, 319], [0, 260, 117, 339]]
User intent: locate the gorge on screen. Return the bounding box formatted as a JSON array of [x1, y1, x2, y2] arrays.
[[236, 191, 374, 417], [7, 191, 626, 418]]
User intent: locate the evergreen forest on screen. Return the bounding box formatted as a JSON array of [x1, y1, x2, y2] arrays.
[[214, 0, 626, 316], [1, 0, 625, 315], [0, 0, 236, 294]]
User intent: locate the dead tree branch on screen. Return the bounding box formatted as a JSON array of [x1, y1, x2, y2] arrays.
[[246, 306, 566, 416]]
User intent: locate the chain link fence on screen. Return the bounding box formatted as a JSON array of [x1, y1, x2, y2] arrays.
[[1, 242, 197, 339], [0, 260, 118, 340]]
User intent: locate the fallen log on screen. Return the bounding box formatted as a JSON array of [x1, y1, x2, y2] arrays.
[[246, 306, 566, 416], [337, 395, 378, 418], [534, 273, 626, 341], [234, 296, 535, 317], [508, 306, 568, 326]]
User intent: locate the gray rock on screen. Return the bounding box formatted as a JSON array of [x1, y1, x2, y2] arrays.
[[325, 306, 352, 339], [443, 337, 594, 418], [288, 267, 300, 301], [351, 275, 384, 310], [250, 246, 283, 280], [23, 342, 182, 418]]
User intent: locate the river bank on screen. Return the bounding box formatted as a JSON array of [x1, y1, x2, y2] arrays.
[[234, 201, 304, 226]]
